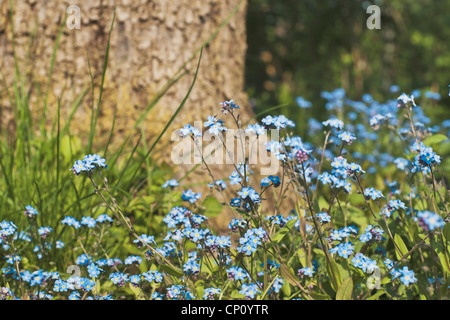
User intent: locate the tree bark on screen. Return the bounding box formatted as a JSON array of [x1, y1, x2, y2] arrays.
[[0, 0, 250, 157]]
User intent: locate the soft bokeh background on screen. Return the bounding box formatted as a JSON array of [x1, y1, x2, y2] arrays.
[[245, 0, 450, 135]]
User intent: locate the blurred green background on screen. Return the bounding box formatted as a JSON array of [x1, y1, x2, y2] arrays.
[[245, 0, 450, 133]]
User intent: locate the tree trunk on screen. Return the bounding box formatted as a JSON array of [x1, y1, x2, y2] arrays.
[[0, 0, 250, 157]]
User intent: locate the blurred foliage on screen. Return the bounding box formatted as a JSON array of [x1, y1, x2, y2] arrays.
[[245, 0, 450, 134]]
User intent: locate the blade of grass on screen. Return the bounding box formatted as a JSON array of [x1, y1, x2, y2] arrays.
[[87, 10, 116, 154], [33, 180, 43, 226], [113, 134, 143, 193], [132, 0, 244, 130], [147, 48, 203, 156], [103, 104, 118, 156], [9, 0, 32, 173], [125, 48, 203, 188], [41, 12, 67, 134], [55, 98, 61, 215], [243, 103, 288, 126], [0, 153, 14, 201], [60, 85, 90, 137], [133, 71, 187, 131]]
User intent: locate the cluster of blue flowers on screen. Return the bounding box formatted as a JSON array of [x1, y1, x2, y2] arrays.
[[329, 242, 355, 259], [318, 156, 354, 193], [161, 179, 179, 188], [70, 154, 107, 175], [237, 228, 268, 255], [229, 163, 251, 185], [352, 253, 378, 273], [179, 124, 202, 138], [203, 287, 221, 300], [24, 205, 38, 218], [298, 266, 315, 278], [166, 285, 196, 300], [181, 189, 202, 204], [260, 175, 281, 188], [416, 210, 446, 231], [0, 220, 17, 240], [220, 99, 240, 114], [2, 84, 448, 301], [314, 212, 331, 224], [239, 282, 261, 299], [207, 179, 227, 190], [237, 186, 261, 205], [204, 115, 228, 135], [205, 234, 231, 251], [394, 143, 442, 175], [296, 96, 312, 109], [264, 130, 313, 163], [364, 187, 385, 201], [61, 214, 113, 229], [384, 259, 418, 286], [338, 131, 357, 145], [359, 225, 385, 243], [228, 218, 248, 232], [412, 143, 441, 174], [37, 226, 52, 239], [380, 199, 407, 218]]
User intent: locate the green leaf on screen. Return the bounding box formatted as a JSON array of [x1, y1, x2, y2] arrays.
[[281, 280, 292, 298], [200, 259, 218, 275], [280, 264, 300, 288], [440, 278, 449, 297], [230, 290, 245, 299], [296, 247, 307, 267], [309, 292, 331, 300], [316, 196, 329, 211], [201, 196, 223, 218], [336, 277, 353, 300], [423, 134, 448, 146], [394, 234, 409, 261], [160, 264, 184, 278], [366, 289, 386, 300], [271, 218, 296, 243], [326, 259, 343, 291], [443, 223, 450, 242], [347, 206, 369, 228], [194, 280, 205, 298], [128, 283, 145, 300], [430, 238, 450, 275]]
